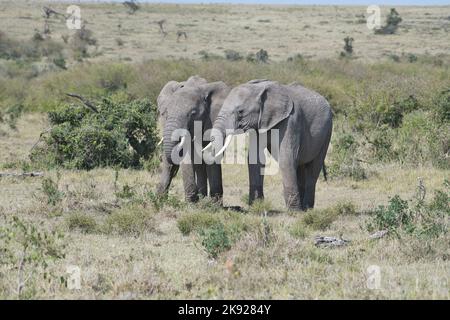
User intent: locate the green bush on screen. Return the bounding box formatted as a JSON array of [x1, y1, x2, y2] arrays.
[[199, 223, 231, 258], [41, 176, 64, 206], [65, 213, 98, 233], [177, 212, 221, 236], [224, 49, 243, 61], [103, 205, 155, 236], [31, 98, 159, 170], [289, 220, 310, 239], [329, 133, 367, 180], [395, 111, 449, 169], [302, 208, 339, 230], [366, 180, 449, 238], [0, 216, 65, 298], [375, 8, 402, 35]]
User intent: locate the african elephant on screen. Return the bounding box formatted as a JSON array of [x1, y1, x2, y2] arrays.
[[155, 76, 231, 203], [206, 79, 332, 210]]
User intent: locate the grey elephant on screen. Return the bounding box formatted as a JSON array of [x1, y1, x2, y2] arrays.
[[156, 76, 231, 203], [205, 79, 332, 210]]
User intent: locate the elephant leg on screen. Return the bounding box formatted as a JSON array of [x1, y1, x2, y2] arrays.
[[248, 132, 265, 205], [194, 163, 208, 199], [280, 160, 302, 211], [297, 164, 306, 210], [302, 161, 321, 210], [156, 158, 179, 195], [206, 163, 223, 204], [181, 163, 199, 202], [302, 147, 329, 209], [302, 133, 331, 209]]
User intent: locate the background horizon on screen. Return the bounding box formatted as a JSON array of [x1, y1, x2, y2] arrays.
[[48, 0, 450, 6]]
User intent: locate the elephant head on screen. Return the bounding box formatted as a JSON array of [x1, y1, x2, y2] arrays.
[[207, 80, 293, 157], [159, 78, 230, 164]]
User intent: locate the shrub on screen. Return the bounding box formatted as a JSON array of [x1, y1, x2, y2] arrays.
[[255, 49, 269, 63], [433, 89, 450, 124], [375, 8, 402, 35], [334, 201, 358, 215], [147, 191, 184, 212], [340, 37, 354, 58], [0, 216, 65, 298], [177, 212, 221, 236], [103, 205, 155, 236], [40, 176, 64, 206], [65, 213, 97, 233], [366, 180, 449, 238], [199, 223, 231, 258], [224, 50, 243, 61], [248, 199, 272, 215], [302, 208, 339, 231], [70, 26, 97, 60], [0, 104, 24, 130], [329, 133, 367, 180], [395, 111, 449, 169], [289, 220, 310, 239], [0, 31, 63, 62], [300, 202, 355, 230], [31, 98, 159, 170]]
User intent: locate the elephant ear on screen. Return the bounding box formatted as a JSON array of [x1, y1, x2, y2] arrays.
[[256, 83, 293, 133], [202, 82, 230, 113], [200, 81, 231, 139], [157, 81, 184, 117]]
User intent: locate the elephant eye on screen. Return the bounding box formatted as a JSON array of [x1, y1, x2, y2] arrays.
[[191, 110, 197, 115]]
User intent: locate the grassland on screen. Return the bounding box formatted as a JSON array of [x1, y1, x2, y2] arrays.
[[1, 1, 450, 62], [0, 1, 449, 300], [0, 113, 449, 299]]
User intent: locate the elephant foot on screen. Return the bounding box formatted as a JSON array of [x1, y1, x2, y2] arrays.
[[284, 191, 302, 211], [185, 193, 199, 203]]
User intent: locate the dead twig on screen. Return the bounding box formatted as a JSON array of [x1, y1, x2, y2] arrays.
[[0, 172, 44, 178], [314, 235, 350, 247], [66, 93, 99, 113]]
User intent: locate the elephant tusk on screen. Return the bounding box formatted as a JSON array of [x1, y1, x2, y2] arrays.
[[176, 136, 186, 150], [214, 135, 232, 158], [202, 142, 213, 152], [157, 137, 163, 146]]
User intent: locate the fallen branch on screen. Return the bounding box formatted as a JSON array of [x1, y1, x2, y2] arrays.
[[369, 230, 388, 240], [66, 93, 99, 113], [314, 236, 350, 247], [0, 172, 44, 178]]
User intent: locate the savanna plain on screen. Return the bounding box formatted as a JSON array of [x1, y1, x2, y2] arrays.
[[0, 1, 449, 299]]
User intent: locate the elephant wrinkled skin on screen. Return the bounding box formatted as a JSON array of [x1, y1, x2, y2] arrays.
[[210, 79, 332, 210], [156, 76, 231, 203]]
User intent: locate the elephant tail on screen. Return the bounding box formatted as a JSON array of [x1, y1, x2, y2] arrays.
[[322, 163, 328, 182]]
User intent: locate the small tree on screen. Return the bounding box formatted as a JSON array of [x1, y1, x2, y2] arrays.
[[340, 36, 354, 58], [123, 1, 140, 15], [375, 8, 402, 35]]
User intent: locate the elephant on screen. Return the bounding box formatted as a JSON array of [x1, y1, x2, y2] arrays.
[[205, 79, 332, 210], [155, 76, 231, 203]]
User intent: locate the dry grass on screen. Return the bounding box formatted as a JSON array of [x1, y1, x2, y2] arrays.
[[0, 113, 448, 299], [0, 1, 449, 300], [0, 2, 449, 63]]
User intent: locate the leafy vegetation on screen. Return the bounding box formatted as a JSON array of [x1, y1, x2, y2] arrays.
[[0, 216, 65, 298], [366, 180, 449, 238], [31, 97, 159, 170]]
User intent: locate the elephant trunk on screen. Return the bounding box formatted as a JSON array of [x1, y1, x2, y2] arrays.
[[163, 119, 185, 165], [210, 113, 235, 157]]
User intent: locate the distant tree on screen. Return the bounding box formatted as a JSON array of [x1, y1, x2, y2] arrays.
[[340, 36, 354, 58], [123, 1, 140, 15], [375, 8, 402, 35]]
